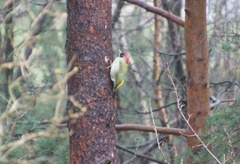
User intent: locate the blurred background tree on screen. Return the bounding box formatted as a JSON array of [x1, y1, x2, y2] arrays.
[[0, 0, 239, 163], [0, 0, 68, 163]]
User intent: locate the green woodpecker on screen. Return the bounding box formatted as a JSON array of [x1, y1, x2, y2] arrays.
[[110, 51, 130, 92]]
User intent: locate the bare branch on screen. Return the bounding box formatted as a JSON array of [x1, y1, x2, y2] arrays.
[[115, 124, 185, 136], [223, 127, 236, 164], [0, 129, 67, 153], [135, 100, 186, 114], [158, 51, 185, 56], [158, 48, 212, 57], [149, 101, 169, 163], [210, 81, 239, 87], [165, 66, 222, 164], [116, 144, 165, 164], [123, 0, 184, 27], [28, 0, 49, 6]]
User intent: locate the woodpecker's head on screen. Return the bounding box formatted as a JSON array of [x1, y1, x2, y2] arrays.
[[120, 51, 130, 64]]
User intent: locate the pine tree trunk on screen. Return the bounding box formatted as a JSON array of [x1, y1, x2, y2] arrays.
[[66, 0, 116, 163], [184, 0, 210, 163]]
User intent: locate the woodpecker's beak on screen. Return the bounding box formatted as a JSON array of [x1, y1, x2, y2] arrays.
[[119, 49, 123, 55]]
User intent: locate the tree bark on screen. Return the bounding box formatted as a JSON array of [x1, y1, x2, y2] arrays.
[[66, 0, 116, 163], [184, 0, 210, 163]]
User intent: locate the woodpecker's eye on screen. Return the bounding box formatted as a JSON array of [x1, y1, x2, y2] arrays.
[[120, 52, 124, 57]]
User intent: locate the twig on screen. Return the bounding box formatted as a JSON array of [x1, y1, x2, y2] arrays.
[[116, 144, 165, 164], [158, 51, 185, 56], [149, 101, 169, 164], [28, 0, 49, 6], [158, 49, 212, 57], [223, 127, 236, 164], [209, 81, 239, 86], [0, 129, 68, 158], [165, 65, 222, 164], [135, 100, 186, 114], [127, 139, 139, 163]]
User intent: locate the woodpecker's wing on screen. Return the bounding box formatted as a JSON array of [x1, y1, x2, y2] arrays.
[[110, 57, 120, 82], [114, 60, 128, 91], [118, 59, 128, 81], [110, 56, 129, 91]]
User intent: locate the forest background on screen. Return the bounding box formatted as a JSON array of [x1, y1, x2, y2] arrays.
[[0, 0, 239, 163]]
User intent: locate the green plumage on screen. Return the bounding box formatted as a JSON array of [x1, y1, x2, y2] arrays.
[[110, 54, 129, 92]]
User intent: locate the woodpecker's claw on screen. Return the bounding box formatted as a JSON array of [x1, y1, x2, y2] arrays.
[[105, 56, 112, 69], [105, 56, 109, 63]]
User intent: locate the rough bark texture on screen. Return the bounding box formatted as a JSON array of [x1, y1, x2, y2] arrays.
[[66, 0, 116, 163], [184, 0, 210, 161]]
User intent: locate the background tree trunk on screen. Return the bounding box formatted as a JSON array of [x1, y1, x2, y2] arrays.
[[66, 0, 116, 163], [184, 0, 210, 162], [153, 0, 176, 163]]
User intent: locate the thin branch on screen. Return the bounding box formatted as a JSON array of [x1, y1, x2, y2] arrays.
[[135, 100, 186, 114], [116, 144, 165, 164], [0, 129, 67, 152], [149, 101, 169, 163], [115, 124, 185, 136], [40, 120, 67, 129], [210, 81, 239, 87], [223, 127, 236, 164], [136, 94, 233, 113], [158, 48, 212, 57], [158, 51, 185, 56], [126, 138, 160, 149], [28, 0, 49, 6], [123, 0, 184, 27], [165, 65, 222, 164]]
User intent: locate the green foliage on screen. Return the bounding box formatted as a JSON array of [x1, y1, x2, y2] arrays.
[[181, 97, 240, 163], [207, 97, 240, 163], [34, 136, 69, 164], [1, 112, 69, 163], [7, 145, 29, 159]]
